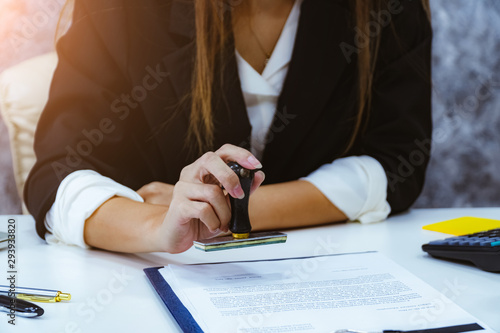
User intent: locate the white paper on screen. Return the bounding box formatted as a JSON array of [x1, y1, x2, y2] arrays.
[[160, 252, 492, 333]]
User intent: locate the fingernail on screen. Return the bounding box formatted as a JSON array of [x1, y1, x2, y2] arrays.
[[247, 156, 262, 169], [234, 185, 245, 199], [212, 228, 221, 234]]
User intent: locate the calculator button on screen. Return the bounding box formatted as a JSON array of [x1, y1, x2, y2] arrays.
[[429, 240, 448, 245]]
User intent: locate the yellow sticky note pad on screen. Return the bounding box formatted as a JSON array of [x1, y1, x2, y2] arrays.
[[423, 216, 500, 236]]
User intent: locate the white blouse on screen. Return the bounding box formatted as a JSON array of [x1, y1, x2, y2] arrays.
[[44, 0, 390, 248]]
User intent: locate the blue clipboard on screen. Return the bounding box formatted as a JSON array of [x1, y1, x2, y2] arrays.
[[144, 267, 204, 333]]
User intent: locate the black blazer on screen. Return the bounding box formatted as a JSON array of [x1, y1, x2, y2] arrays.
[[25, 0, 432, 239]]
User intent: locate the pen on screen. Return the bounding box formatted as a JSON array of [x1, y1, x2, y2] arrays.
[[333, 323, 484, 333], [0, 295, 44, 317], [0, 285, 71, 303]]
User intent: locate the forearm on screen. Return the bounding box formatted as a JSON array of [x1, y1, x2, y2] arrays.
[[249, 180, 347, 231], [83, 197, 167, 253]]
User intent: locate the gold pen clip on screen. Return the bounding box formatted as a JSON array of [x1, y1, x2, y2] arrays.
[[17, 292, 71, 303]]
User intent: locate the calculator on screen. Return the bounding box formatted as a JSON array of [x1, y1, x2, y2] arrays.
[[422, 228, 500, 272]]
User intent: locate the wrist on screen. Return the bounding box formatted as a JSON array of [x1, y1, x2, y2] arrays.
[[147, 204, 170, 252]]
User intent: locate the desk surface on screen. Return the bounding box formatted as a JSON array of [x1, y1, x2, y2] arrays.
[[0, 208, 499, 333]]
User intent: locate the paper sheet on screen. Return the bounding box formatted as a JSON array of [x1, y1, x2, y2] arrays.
[[422, 217, 500, 236], [160, 252, 491, 333]]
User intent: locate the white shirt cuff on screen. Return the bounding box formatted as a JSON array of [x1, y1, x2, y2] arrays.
[[301, 155, 391, 223], [44, 170, 144, 248]]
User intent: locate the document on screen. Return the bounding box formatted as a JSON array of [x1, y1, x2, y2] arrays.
[[159, 252, 491, 333]]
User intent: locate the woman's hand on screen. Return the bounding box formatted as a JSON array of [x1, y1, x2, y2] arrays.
[[154, 144, 265, 253]]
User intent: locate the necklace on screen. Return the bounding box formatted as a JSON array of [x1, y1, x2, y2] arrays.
[[244, 1, 294, 69], [248, 21, 272, 66]]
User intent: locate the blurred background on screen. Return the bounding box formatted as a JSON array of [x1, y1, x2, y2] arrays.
[[0, 0, 64, 213], [0, 0, 499, 214]]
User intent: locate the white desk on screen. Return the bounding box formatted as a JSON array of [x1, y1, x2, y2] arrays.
[[0, 208, 499, 333]]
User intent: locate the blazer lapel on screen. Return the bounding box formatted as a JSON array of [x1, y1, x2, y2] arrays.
[[161, 0, 196, 101], [262, 0, 355, 181], [137, 0, 196, 141]]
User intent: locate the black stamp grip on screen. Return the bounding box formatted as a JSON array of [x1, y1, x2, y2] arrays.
[[227, 162, 255, 235]]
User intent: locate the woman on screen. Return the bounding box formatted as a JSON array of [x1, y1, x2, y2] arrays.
[[25, 0, 432, 253]]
